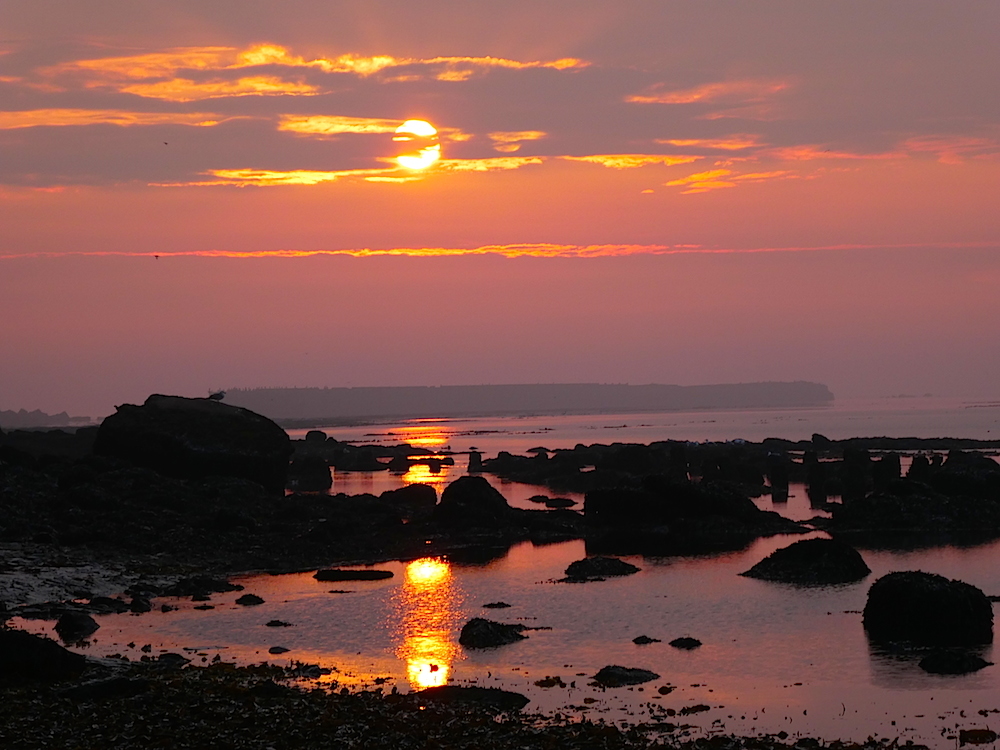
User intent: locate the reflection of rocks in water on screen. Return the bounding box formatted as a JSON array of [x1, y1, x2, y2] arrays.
[[867, 640, 995, 688], [919, 649, 992, 674]]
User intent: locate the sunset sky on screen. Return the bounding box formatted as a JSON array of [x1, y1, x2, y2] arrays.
[[1, 1, 998, 416]]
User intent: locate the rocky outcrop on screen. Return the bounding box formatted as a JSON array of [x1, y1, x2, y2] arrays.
[[863, 571, 993, 646], [740, 538, 871, 585], [379, 483, 437, 521], [458, 618, 527, 648], [0, 629, 86, 680], [313, 569, 393, 582], [563, 556, 640, 581], [592, 665, 660, 687], [433, 476, 514, 528], [93, 395, 292, 493]]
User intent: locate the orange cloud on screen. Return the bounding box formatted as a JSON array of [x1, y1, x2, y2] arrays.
[[487, 131, 547, 153], [278, 115, 470, 141], [0, 109, 231, 129], [158, 167, 396, 187], [118, 76, 319, 102], [627, 79, 790, 105], [655, 135, 764, 150], [436, 157, 544, 172], [665, 169, 736, 193], [560, 154, 702, 169]]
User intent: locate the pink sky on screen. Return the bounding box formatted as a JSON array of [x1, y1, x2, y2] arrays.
[[1, 2, 998, 415]]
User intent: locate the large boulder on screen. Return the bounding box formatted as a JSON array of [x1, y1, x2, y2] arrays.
[[863, 571, 993, 646], [94, 395, 292, 493], [564, 556, 640, 581], [433, 476, 512, 527], [740, 538, 871, 584], [0, 629, 86, 680]]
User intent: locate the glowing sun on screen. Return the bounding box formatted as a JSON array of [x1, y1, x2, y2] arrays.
[[394, 119, 441, 170]]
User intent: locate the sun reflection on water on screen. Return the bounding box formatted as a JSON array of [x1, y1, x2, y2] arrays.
[[392, 421, 451, 450], [394, 558, 462, 689]]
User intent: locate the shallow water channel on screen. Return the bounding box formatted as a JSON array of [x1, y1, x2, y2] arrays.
[[17, 481, 1000, 748]]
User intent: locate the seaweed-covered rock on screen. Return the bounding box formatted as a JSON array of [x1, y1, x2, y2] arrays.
[[564, 556, 640, 580], [0, 629, 86, 680], [415, 685, 529, 710], [740, 538, 871, 584], [863, 571, 993, 646], [592, 665, 660, 687], [458, 618, 527, 648], [93, 394, 292, 493]]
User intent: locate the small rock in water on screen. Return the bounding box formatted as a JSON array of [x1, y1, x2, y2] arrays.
[[593, 665, 660, 687], [235, 594, 265, 606], [482, 602, 512, 609], [459, 618, 528, 649], [265, 620, 293, 627], [633, 635, 661, 645], [669, 637, 702, 650], [544, 497, 577, 508], [268, 646, 290, 655], [54, 612, 100, 642]]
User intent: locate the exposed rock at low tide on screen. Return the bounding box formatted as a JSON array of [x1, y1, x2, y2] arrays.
[[593, 665, 660, 687], [458, 618, 527, 648], [864, 571, 993, 646], [669, 637, 702, 650], [0, 629, 86, 680], [433, 476, 514, 528], [235, 594, 264, 606], [740, 538, 871, 585], [633, 635, 661, 645], [54, 612, 99, 642], [563, 556, 640, 581]]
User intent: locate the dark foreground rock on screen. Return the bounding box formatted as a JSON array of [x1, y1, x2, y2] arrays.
[[593, 665, 660, 687], [313, 569, 394, 582], [415, 685, 530, 710], [54, 612, 99, 642], [93, 394, 292, 493], [919, 649, 993, 675], [0, 629, 86, 680], [433, 476, 514, 527], [564, 556, 640, 581], [458, 618, 528, 648], [864, 571, 993, 646], [740, 538, 871, 584]]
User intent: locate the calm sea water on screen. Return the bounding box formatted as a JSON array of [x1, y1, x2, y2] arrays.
[[17, 397, 1000, 747]]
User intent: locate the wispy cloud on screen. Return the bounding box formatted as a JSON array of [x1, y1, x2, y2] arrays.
[[627, 79, 790, 105], [655, 135, 764, 151], [488, 131, 547, 153], [436, 157, 543, 172], [0, 109, 232, 129], [560, 154, 701, 169], [117, 76, 320, 102], [901, 135, 1000, 164], [665, 169, 737, 193], [765, 145, 902, 161]]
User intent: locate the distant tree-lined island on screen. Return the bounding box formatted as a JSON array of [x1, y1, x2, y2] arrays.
[[224, 381, 834, 426]]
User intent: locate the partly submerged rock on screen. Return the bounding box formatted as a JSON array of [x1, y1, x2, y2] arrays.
[[669, 637, 702, 650], [632, 635, 661, 645], [93, 394, 292, 493], [593, 665, 660, 687], [864, 571, 993, 646], [416, 685, 530, 710], [458, 618, 527, 649], [740, 538, 871, 585], [235, 594, 264, 606], [313, 569, 394, 582], [564, 556, 640, 581], [54, 612, 99, 642], [0, 629, 86, 680], [919, 649, 993, 675]]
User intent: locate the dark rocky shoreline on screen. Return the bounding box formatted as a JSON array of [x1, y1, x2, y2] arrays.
[[4, 395, 1000, 748]]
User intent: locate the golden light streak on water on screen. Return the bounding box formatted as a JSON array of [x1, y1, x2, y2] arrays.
[[394, 558, 461, 690]]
